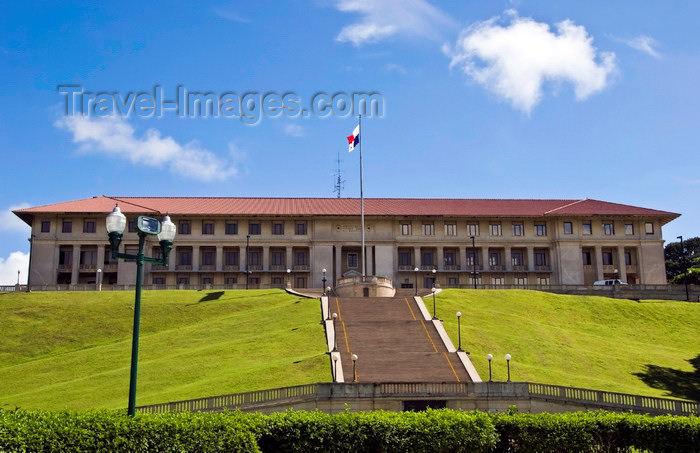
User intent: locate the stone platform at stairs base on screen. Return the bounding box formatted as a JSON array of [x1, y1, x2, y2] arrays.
[[335, 275, 395, 297]]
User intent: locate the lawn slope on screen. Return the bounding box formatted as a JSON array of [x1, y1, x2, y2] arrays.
[[0, 290, 328, 410], [436, 289, 699, 399]]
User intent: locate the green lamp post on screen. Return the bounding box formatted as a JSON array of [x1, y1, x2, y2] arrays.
[[106, 204, 176, 416]]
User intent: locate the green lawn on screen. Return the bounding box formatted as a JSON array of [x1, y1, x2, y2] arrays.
[[0, 290, 329, 410], [435, 289, 699, 399], [1, 289, 697, 411]]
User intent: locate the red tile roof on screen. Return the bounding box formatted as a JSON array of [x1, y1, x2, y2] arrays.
[[13, 196, 679, 224]]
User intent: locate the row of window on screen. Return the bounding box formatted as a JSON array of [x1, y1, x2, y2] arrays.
[[399, 221, 655, 237], [398, 249, 550, 267], [43, 220, 309, 236], [582, 250, 635, 266]]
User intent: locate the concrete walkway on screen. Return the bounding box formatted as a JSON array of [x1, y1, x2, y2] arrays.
[[322, 294, 480, 383]]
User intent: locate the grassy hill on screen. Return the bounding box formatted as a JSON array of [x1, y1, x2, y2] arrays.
[[0, 290, 329, 410], [435, 289, 699, 399], [0, 289, 697, 410]]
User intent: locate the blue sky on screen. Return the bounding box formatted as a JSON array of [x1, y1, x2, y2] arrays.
[[1, 0, 699, 284]]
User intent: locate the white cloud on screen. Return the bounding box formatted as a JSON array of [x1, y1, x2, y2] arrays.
[[619, 35, 661, 58], [0, 251, 29, 285], [0, 204, 31, 233], [335, 0, 453, 45], [55, 115, 238, 181], [284, 124, 305, 138], [446, 11, 616, 113]]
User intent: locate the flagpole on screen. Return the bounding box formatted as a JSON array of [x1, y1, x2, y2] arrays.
[[359, 114, 365, 277]]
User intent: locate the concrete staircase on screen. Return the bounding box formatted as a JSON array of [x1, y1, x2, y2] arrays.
[[326, 296, 474, 383]]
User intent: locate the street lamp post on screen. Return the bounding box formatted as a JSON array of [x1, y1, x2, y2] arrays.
[[286, 268, 291, 289], [414, 267, 419, 296], [470, 236, 477, 289], [678, 236, 690, 301], [332, 353, 339, 382], [431, 286, 437, 319], [432, 268, 437, 288], [505, 354, 512, 382], [456, 311, 463, 351], [322, 268, 327, 296], [487, 354, 493, 381], [332, 312, 338, 352], [352, 353, 358, 382], [245, 235, 250, 290], [105, 204, 176, 417]]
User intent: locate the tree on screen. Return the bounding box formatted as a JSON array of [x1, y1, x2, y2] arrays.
[[665, 237, 700, 284]]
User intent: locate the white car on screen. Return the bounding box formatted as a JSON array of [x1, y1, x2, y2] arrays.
[[593, 279, 627, 286]]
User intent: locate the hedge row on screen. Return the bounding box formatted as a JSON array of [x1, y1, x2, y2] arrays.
[[0, 408, 698, 452]]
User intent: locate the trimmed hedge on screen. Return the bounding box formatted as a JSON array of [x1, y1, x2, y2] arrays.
[[0, 408, 698, 452]]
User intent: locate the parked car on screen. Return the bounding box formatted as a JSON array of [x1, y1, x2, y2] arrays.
[[593, 279, 627, 286]]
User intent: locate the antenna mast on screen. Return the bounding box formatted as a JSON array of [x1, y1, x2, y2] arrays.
[[333, 151, 345, 198]]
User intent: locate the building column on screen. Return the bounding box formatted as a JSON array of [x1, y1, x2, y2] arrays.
[[617, 246, 627, 282], [71, 245, 81, 285], [436, 247, 444, 271], [192, 245, 200, 272], [53, 246, 61, 285], [96, 245, 105, 273], [335, 246, 343, 278], [458, 246, 466, 271], [215, 245, 223, 272], [594, 245, 604, 281], [286, 246, 293, 270], [527, 247, 535, 272], [636, 247, 645, 284], [263, 245, 270, 271], [505, 247, 512, 272], [414, 246, 421, 268]]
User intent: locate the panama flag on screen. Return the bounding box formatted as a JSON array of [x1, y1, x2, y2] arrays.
[[347, 124, 360, 152]]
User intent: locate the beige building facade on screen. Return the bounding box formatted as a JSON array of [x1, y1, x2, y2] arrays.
[[14, 196, 678, 290]]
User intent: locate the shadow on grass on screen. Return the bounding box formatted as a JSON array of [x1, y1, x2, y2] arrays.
[[196, 291, 225, 304], [633, 354, 700, 402]]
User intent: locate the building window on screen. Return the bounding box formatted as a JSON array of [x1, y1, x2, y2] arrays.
[[178, 250, 192, 266], [444, 223, 456, 236], [62, 220, 72, 233], [295, 251, 308, 266], [347, 253, 358, 268], [448, 277, 459, 287], [225, 277, 237, 285], [515, 276, 527, 286], [225, 222, 238, 235], [201, 277, 213, 285], [128, 220, 136, 233], [271, 251, 285, 266], [444, 251, 456, 266], [202, 221, 215, 235], [582, 251, 592, 265], [177, 277, 190, 285], [398, 251, 412, 266], [537, 276, 550, 285], [41, 220, 51, 233], [645, 222, 654, 234], [489, 223, 502, 236], [422, 223, 434, 236], [80, 249, 97, 266], [492, 277, 505, 285], [511, 252, 523, 266], [563, 222, 573, 234], [512, 223, 524, 236], [225, 251, 239, 266], [83, 220, 96, 233], [602, 252, 613, 265], [179, 220, 191, 235], [488, 252, 501, 267], [467, 223, 479, 236], [582, 222, 592, 235], [624, 223, 634, 235], [466, 252, 479, 266], [535, 252, 548, 267], [201, 250, 215, 266], [248, 222, 261, 235], [249, 251, 261, 266], [535, 224, 547, 236], [625, 252, 632, 266], [153, 277, 165, 285], [602, 222, 614, 235], [400, 223, 412, 235], [421, 251, 435, 266], [295, 222, 307, 235], [272, 222, 284, 235]]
